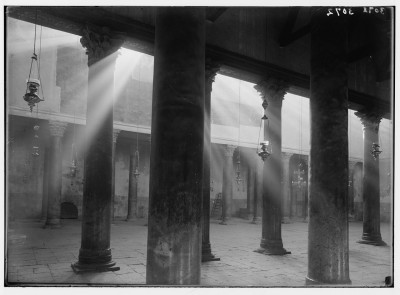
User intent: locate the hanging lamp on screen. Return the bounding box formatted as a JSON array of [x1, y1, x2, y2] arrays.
[[257, 97, 272, 161], [23, 12, 44, 112], [371, 142, 382, 160]]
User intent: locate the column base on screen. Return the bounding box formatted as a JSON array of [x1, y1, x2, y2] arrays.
[[254, 247, 291, 255], [202, 252, 221, 262], [255, 239, 291, 255], [71, 261, 120, 273], [357, 238, 387, 246], [305, 275, 351, 286], [251, 217, 259, 224], [125, 216, 138, 222]]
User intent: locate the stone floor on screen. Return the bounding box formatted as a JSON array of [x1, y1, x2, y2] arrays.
[[5, 217, 393, 287]]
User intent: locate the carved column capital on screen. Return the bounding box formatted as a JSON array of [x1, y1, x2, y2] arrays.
[[113, 129, 121, 144], [282, 152, 293, 162], [48, 121, 68, 138], [205, 57, 221, 85], [254, 77, 289, 105], [355, 110, 383, 131], [224, 145, 236, 158], [80, 25, 124, 66]]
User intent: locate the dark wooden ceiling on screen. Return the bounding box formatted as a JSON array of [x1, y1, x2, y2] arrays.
[[6, 6, 393, 118]]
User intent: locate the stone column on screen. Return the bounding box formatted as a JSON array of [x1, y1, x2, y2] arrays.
[[202, 58, 220, 262], [111, 129, 120, 221], [254, 78, 290, 255], [72, 25, 123, 273], [355, 110, 386, 246], [126, 142, 139, 221], [44, 121, 67, 228], [220, 144, 236, 225], [40, 144, 49, 224], [146, 7, 205, 285], [282, 152, 292, 222], [247, 165, 255, 219], [306, 8, 351, 285], [252, 159, 262, 224]]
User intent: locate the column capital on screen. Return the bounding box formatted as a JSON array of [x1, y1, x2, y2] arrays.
[[282, 152, 293, 162], [113, 129, 121, 143], [254, 77, 289, 104], [355, 110, 383, 131], [80, 25, 124, 66], [224, 145, 237, 157], [48, 121, 68, 137], [205, 57, 221, 84]]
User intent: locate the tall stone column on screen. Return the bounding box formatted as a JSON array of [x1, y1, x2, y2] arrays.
[[202, 58, 220, 262], [252, 159, 262, 224], [146, 8, 205, 285], [40, 144, 49, 224], [247, 165, 255, 219], [45, 121, 67, 228], [126, 142, 139, 221], [72, 25, 123, 273], [282, 152, 292, 222], [355, 110, 386, 246], [111, 129, 120, 221], [307, 8, 351, 285], [254, 78, 290, 255], [220, 144, 236, 225]]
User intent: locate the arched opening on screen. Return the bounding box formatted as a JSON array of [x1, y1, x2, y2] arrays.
[[60, 202, 78, 219]]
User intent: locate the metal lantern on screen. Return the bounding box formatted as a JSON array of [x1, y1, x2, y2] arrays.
[[258, 140, 272, 161], [371, 142, 382, 160], [23, 77, 43, 112]]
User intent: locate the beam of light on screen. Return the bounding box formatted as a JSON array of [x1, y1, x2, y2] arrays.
[[72, 52, 122, 155], [114, 48, 144, 105]]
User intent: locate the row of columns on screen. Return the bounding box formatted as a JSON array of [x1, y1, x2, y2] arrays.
[[33, 7, 388, 285]]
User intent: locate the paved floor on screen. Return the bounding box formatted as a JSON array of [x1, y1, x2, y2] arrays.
[[5, 217, 393, 287]]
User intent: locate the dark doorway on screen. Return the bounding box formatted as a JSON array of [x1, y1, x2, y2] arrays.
[[60, 202, 78, 219]]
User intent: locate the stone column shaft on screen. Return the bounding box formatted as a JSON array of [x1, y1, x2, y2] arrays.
[[355, 111, 386, 246], [146, 7, 205, 285], [72, 25, 123, 273], [282, 152, 292, 220], [247, 166, 255, 218], [112, 129, 120, 221], [126, 143, 139, 221], [40, 144, 49, 223], [45, 121, 67, 228], [220, 145, 236, 225], [307, 8, 350, 285], [254, 78, 290, 255], [202, 58, 220, 262]]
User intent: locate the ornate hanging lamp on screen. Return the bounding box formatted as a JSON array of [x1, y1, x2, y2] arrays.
[[371, 142, 382, 160], [257, 98, 272, 161], [23, 13, 44, 112]]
